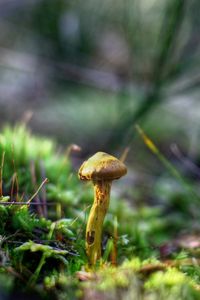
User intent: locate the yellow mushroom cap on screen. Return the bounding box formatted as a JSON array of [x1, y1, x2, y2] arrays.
[[78, 152, 127, 181]]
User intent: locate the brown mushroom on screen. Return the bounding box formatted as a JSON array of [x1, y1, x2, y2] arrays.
[[78, 152, 127, 265]]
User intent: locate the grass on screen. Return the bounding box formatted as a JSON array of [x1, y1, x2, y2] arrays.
[[0, 124, 200, 299]]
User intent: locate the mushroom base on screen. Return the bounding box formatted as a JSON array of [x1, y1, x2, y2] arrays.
[[86, 180, 111, 265]]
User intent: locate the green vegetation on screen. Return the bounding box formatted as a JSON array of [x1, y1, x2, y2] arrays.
[[0, 125, 200, 299]]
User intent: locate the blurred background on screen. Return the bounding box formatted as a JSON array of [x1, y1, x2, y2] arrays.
[[0, 0, 199, 179], [0, 3, 200, 297]]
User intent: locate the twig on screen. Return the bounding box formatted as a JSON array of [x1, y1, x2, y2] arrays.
[[10, 172, 17, 202], [30, 161, 43, 216], [0, 201, 56, 206], [27, 178, 48, 205], [120, 147, 130, 163], [39, 160, 48, 218]]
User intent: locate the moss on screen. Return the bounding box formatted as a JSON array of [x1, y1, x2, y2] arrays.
[[145, 268, 191, 289], [0, 124, 200, 299]]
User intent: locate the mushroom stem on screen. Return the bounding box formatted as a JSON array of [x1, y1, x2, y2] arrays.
[[86, 180, 111, 265]]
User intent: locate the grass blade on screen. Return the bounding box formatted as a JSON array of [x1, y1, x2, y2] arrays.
[[135, 124, 200, 203]]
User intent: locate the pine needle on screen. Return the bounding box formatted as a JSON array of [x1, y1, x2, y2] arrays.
[[135, 124, 200, 202]]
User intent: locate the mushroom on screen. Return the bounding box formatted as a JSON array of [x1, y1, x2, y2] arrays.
[[78, 152, 127, 265]]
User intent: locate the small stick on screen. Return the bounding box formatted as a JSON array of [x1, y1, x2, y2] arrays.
[[30, 161, 43, 216], [120, 147, 130, 163], [27, 178, 48, 205], [10, 172, 17, 202], [0, 201, 56, 206], [39, 160, 48, 217]]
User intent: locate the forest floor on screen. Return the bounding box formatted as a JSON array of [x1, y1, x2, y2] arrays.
[[1, 125, 200, 300]]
